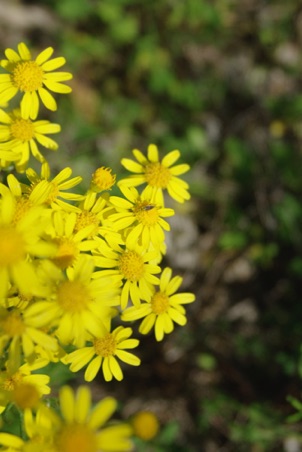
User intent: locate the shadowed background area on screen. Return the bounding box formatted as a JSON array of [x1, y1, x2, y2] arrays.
[[1, 1, 302, 450]]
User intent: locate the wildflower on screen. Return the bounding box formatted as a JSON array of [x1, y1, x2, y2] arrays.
[[32, 256, 118, 348], [25, 161, 83, 211], [65, 325, 140, 382], [119, 144, 191, 205], [0, 305, 58, 360], [0, 42, 72, 119], [93, 242, 161, 309], [122, 267, 195, 341], [0, 360, 51, 413], [0, 190, 56, 299], [0, 386, 134, 451], [90, 166, 116, 192], [0, 108, 61, 171], [108, 185, 174, 249], [132, 411, 159, 441]]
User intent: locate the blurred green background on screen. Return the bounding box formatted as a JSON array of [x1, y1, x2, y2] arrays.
[[2, 0, 302, 450]]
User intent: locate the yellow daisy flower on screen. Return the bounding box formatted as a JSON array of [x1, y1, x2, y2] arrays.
[[46, 210, 100, 270], [0, 360, 51, 413], [132, 410, 160, 441], [121, 267, 195, 341], [0, 108, 61, 172], [119, 144, 191, 205], [90, 166, 116, 192], [0, 305, 59, 360], [0, 190, 56, 299], [93, 241, 161, 309], [32, 256, 118, 348], [65, 325, 140, 382], [108, 185, 174, 249], [0, 42, 72, 119], [24, 161, 84, 212], [0, 386, 133, 451]]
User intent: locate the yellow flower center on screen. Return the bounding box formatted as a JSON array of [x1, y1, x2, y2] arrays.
[[75, 211, 99, 235], [10, 118, 35, 141], [52, 238, 78, 269], [145, 162, 171, 188], [45, 182, 59, 204], [12, 60, 44, 92], [94, 333, 116, 357], [132, 411, 160, 441], [57, 280, 91, 313], [133, 202, 159, 226], [13, 198, 33, 224], [0, 226, 26, 266], [55, 424, 98, 452], [2, 372, 22, 391], [119, 250, 144, 281], [13, 382, 40, 410], [1, 311, 25, 337], [91, 167, 116, 192], [151, 292, 170, 314]]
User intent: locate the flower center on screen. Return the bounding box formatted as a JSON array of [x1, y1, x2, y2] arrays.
[[12, 60, 44, 92], [118, 250, 144, 281], [1, 311, 25, 337], [13, 198, 33, 224], [151, 292, 170, 314], [57, 280, 91, 313], [13, 382, 40, 410], [91, 167, 116, 192], [0, 227, 26, 266], [2, 372, 22, 391], [93, 333, 116, 357], [133, 202, 159, 226], [52, 238, 78, 269], [55, 424, 98, 452], [10, 118, 35, 141], [132, 411, 159, 441], [145, 162, 171, 188], [75, 211, 99, 235]]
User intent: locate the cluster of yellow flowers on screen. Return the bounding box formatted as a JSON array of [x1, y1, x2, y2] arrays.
[[0, 43, 195, 450]]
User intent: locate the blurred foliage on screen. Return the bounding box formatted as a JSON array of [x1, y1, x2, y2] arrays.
[[5, 0, 302, 449]]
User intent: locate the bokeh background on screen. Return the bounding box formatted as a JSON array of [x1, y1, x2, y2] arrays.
[[1, 0, 302, 450]]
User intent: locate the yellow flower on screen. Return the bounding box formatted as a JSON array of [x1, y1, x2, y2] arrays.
[[32, 255, 118, 348], [122, 267, 195, 341], [0, 305, 58, 360], [0, 42, 72, 119], [0, 190, 56, 299], [93, 241, 161, 309], [25, 162, 84, 211], [65, 325, 140, 382], [0, 360, 51, 413], [132, 411, 159, 441], [90, 166, 116, 192], [0, 108, 61, 172], [108, 185, 174, 249], [119, 144, 191, 205], [0, 386, 133, 451]]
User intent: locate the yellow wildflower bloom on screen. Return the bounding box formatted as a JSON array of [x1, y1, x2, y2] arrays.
[[0, 108, 61, 172], [0, 386, 133, 451], [108, 185, 174, 249], [25, 161, 83, 211], [0, 360, 50, 413], [119, 144, 191, 205], [0, 305, 58, 360], [90, 166, 116, 192], [93, 241, 161, 309], [0, 42, 72, 119], [132, 410, 159, 440], [0, 190, 56, 299], [65, 325, 140, 382], [122, 267, 195, 341], [32, 256, 118, 348]]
